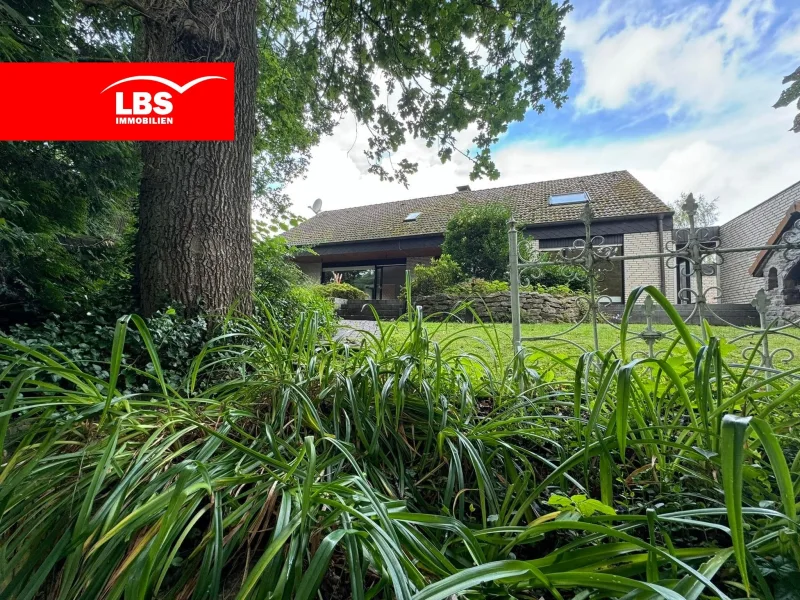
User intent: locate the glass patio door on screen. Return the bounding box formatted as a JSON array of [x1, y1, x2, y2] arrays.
[[377, 264, 406, 299]]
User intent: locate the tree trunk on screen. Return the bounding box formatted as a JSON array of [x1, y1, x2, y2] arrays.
[[135, 0, 257, 316]]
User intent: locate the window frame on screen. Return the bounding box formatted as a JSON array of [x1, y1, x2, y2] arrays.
[[538, 240, 624, 302], [548, 192, 590, 206]]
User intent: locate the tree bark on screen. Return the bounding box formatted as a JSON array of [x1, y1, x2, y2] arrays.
[[135, 0, 257, 316]]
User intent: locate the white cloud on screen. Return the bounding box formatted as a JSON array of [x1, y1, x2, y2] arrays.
[[719, 0, 775, 45], [564, 0, 776, 114], [281, 112, 480, 217], [283, 101, 799, 224], [280, 0, 799, 226], [774, 17, 800, 56], [491, 107, 799, 223]]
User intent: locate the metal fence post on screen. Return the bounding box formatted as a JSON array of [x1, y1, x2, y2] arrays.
[[683, 193, 709, 341], [581, 204, 601, 353], [753, 289, 772, 370], [508, 218, 522, 354]]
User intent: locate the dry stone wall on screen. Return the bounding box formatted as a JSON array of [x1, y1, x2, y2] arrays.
[[415, 291, 583, 323]]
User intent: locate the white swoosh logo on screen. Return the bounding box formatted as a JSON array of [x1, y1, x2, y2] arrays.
[[101, 75, 226, 94]]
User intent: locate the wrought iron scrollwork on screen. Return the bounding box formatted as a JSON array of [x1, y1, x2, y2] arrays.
[[507, 193, 800, 374]]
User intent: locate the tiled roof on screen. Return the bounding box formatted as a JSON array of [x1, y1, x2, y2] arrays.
[[283, 170, 671, 246]]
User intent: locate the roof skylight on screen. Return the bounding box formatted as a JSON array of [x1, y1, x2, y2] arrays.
[[549, 192, 588, 206], [404, 212, 421, 222]]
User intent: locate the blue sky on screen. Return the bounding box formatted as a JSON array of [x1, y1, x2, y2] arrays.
[[285, 0, 800, 223], [502, 0, 796, 147]]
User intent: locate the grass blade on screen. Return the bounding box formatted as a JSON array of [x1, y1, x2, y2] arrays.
[[721, 414, 752, 594]]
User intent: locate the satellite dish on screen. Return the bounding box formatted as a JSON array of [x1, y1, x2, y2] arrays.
[[309, 198, 323, 215]]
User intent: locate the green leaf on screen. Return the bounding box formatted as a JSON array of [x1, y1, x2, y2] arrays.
[[576, 498, 616, 517], [547, 494, 573, 509], [721, 414, 752, 594], [235, 514, 302, 599], [751, 418, 796, 525], [411, 560, 536, 600], [295, 530, 349, 600]]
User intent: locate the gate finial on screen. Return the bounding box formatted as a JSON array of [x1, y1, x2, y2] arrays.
[[682, 193, 697, 217]]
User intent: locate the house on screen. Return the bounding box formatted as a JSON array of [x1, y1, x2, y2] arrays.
[[748, 191, 800, 323], [717, 180, 800, 304], [284, 170, 676, 302]]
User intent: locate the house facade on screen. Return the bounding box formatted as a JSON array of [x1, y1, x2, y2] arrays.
[[747, 185, 800, 323], [718, 180, 800, 304], [284, 170, 677, 303]]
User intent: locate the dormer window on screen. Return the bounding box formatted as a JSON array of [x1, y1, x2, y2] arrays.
[[404, 212, 421, 222], [549, 192, 589, 206]]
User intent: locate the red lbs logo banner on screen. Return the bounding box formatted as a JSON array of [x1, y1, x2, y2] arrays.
[[0, 62, 234, 141]]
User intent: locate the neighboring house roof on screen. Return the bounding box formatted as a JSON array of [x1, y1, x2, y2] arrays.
[[750, 201, 800, 276], [283, 170, 671, 246]]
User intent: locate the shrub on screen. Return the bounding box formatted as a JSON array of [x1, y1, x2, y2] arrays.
[[442, 203, 510, 279], [406, 254, 464, 297], [520, 282, 577, 296], [442, 278, 578, 298], [313, 282, 369, 300], [0, 200, 137, 326], [0, 140, 139, 325], [252, 227, 335, 329], [444, 278, 509, 296], [1, 307, 207, 391], [257, 284, 336, 328], [288, 286, 338, 316], [519, 246, 590, 293], [253, 227, 307, 295]]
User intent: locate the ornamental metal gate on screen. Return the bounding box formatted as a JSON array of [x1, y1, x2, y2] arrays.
[[507, 194, 800, 371]]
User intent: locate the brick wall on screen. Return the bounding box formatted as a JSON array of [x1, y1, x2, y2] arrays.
[[663, 230, 677, 302], [703, 269, 721, 304], [688, 266, 721, 304], [623, 231, 676, 302], [719, 181, 800, 303]]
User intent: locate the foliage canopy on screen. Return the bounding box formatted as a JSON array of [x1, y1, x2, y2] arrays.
[[774, 65, 800, 133], [442, 203, 511, 279], [314, 282, 370, 300], [406, 254, 465, 297], [670, 192, 720, 228], [0, 2, 139, 323], [258, 0, 573, 185]]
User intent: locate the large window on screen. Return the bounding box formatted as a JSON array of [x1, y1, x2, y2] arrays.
[[378, 265, 406, 299], [322, 263, 406, 299], [538, 242, 624, 302], [323, 266, 375, 298], [598, 255, 624, 302]]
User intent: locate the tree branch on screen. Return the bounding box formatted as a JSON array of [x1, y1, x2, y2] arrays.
[[79, 0, 155, 21]]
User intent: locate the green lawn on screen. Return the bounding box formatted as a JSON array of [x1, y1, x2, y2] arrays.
[[388, 320, 800, 368]]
